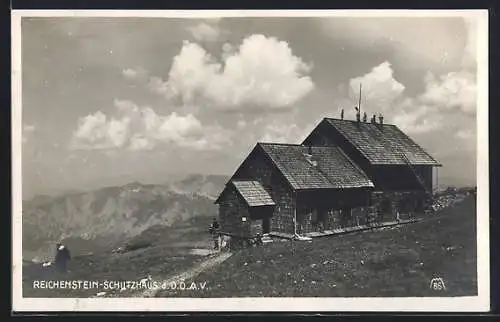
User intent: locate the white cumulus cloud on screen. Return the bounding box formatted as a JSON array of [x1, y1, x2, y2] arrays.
[[150, 34, 315, 111], [349, 61, 405, 113], [391, 101, 442, 134], [347, 61, 476, 137], [419, 71, 476, 115], [71, 111, 131, 150], [71, 99, 230, 151]]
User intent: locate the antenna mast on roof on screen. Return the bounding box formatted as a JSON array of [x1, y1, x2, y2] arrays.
[[358, 83, 362, 118]]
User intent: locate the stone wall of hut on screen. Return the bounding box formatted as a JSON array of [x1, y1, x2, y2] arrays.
[[371, 190, 428, 221], [218, 186, 251, 238]]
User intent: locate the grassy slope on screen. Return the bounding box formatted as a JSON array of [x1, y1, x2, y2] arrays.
[[23, 216, 214, 297], [166, 196, 477, 297]]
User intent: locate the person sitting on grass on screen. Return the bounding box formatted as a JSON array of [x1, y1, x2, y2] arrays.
[[54, 243, 71, 273]]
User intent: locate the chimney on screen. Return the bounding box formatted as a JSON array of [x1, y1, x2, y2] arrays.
[[304, 146, 318, 166], [378, 114, 384, 125], [354, 106, 360, 122]]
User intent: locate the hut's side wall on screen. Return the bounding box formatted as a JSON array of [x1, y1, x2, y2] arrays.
[[218, 186, 251, 238]]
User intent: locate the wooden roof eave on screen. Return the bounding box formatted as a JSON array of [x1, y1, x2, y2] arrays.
[[371, 161, 443, 167], [294, 184, 375, 192]]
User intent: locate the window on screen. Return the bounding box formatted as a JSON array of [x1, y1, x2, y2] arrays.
[[311, 209, 318, 223], [379, 199, 391, 214], [341, 207, 352, 223]]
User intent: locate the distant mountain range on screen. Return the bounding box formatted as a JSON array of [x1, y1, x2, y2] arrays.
[[167, 174, 230, 200], [22, 174, 229, 261]]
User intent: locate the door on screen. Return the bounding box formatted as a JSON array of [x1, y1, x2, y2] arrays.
[[263, 218, 271, 234], [250, 219, 263, 236], [378, 199, 392, 221]]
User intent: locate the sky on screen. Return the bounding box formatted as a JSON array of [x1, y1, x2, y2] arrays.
[[20, 14, 479, 199]]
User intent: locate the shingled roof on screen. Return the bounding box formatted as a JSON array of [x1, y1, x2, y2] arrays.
[[258, 143, 374, 190], [318, 118, 441, 166], [232, 180, 276, 207]]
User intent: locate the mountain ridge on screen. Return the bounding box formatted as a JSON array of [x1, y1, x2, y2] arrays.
[[22, 174, 228, 261]]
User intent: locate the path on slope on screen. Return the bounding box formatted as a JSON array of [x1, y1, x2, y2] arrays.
[[138, 251, 233, 298]]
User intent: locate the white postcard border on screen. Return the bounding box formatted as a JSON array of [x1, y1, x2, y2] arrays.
[[11, 9, 490, 312]]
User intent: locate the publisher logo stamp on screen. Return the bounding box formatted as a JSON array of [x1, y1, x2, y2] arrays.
[[429, 277, 446, 291]]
